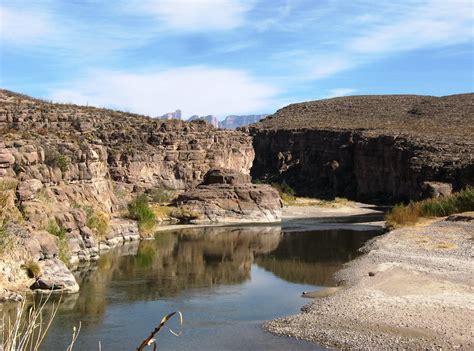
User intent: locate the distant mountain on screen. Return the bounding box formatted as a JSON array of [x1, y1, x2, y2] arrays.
[[219, 114, 268, 129], [187, 115, 219, 128], [186, 113, 268, 129], [159, 109, 182, 120]]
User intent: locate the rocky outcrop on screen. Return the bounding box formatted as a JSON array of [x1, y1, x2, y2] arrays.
[[0, 89, 255, 299], [175, 169, 282, 223], [248, 94, 474, 203]]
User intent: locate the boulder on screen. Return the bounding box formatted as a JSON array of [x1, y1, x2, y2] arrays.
[[30, 258, 79, 294], [176, 170, 282, 223], [202, 168, 251, 185], [422, 181, 453, 198]]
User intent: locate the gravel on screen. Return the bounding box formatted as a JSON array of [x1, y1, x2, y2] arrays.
[[264, 219, 474, 350]]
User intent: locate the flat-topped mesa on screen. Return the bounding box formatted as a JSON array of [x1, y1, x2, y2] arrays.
[[175, 169, 282, 224], [246, 94, 474, 203]]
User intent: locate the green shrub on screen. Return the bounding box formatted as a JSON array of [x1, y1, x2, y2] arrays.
[[44, 149, 70, 172], [128, 194, 156, 234], [385, 187, 474, 227], [46, 219, 66, 239], [45, 219, 70, 264], [83, 206, 109, 238]]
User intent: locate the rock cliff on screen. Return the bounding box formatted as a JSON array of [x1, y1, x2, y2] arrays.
[[0, 89, 255, 297], [247, 94, 474, 203]]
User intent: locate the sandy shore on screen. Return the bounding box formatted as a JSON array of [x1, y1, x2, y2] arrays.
[[265, 215, 474, 350]]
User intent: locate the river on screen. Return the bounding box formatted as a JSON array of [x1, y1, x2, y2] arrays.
[[40, 216, 383, 350]]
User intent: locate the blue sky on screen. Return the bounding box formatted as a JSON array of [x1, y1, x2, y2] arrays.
[[0, 0, 473, 118]]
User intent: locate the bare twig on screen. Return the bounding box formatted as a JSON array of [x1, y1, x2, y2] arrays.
[[136, 311, 183, 351]]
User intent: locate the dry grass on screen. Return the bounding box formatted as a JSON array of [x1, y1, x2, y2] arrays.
[[22, 261, 42, 279], [285, 196, 353, 207], [150, 204, 173, 220], [385, 187, 474, 227], [2, 293, 60, 351], [0, 179, 23, 227]]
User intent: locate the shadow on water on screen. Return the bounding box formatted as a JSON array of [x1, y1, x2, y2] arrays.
[[37, 222, 383, 350]]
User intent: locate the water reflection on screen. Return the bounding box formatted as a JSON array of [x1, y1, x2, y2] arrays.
[[37, 224, 381, 350], [59, 226, 380, 321], [255, 229, 380, 286]]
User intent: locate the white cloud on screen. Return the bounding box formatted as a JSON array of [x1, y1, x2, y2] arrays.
[[307, 56, 357, 80], [349, 0, 474, 54], [133, 0, 252, 31], [322, 88, 357, 99], [48, 66, 279, 117], [283, 0, 474, 82], [0, 6, 54, 43]]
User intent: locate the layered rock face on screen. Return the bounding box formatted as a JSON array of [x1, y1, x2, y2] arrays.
[[248, 94, 474, 203], [0, 89, 254, 296], [175, 169, 282, 223]]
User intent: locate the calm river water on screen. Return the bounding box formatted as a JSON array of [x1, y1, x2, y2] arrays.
[[40, 219, 383, 350]]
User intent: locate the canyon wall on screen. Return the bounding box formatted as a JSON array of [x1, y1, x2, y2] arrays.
[[0, 90, 254, 297], [248, 94, 474, 203]]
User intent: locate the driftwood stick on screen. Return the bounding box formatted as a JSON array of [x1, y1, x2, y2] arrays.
[[136, 311, 182, 351]]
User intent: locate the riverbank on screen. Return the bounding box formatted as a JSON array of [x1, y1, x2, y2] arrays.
[[265, 214, 474, 350]]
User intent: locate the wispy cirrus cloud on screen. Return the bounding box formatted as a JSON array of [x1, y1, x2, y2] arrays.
[[322, 88, 357, 99], [1, 0, 473, 115], [282, 0, 474, 81], [48, 66, 280, 117], [349, 0, 474, 54], [125, 0, 254, 32], [0, 6, 55, 44]]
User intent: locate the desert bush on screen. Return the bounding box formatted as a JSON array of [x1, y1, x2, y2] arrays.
[[128, 194, 156, 234], [45, 220, 69, 264], [385, 187, 474, 227], [83, 206, 109, 238], [44, 149, 70, 172]]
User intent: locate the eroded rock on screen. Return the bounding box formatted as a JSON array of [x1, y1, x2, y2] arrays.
[[176, 169, 282, 223]]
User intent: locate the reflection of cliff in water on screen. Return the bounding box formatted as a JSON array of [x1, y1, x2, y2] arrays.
[[255, 229, 381, 286], [52, 226, 381, 326], [67, 226, 281, 321]]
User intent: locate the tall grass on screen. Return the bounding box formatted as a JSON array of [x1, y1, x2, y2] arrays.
[[385, 186, 474, 227], [0, 293, 76, 351], [128, 194, 156, 234], [2, 293, 182, 351]]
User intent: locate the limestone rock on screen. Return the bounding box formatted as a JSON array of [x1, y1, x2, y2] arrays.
[[31, 258, 79, 294], [422, 181, 452, 198], [202, 168, 251, 185], [176, 170, 282, 223]]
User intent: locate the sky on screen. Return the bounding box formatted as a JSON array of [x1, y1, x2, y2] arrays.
[[0, 0, 473, 119]]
